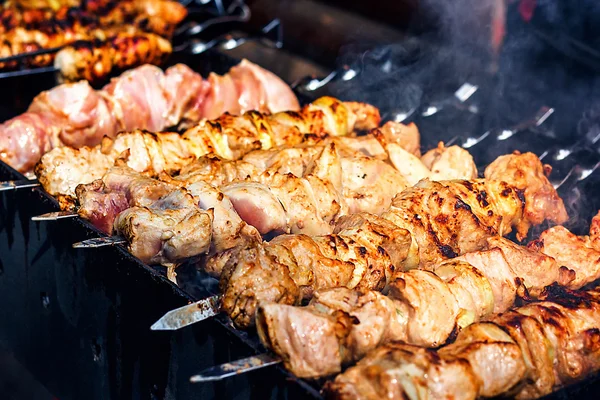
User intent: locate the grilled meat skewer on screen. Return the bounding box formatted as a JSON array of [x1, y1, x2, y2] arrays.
[[326, 284, 600, 400], [0, 0, 187, 37], [73, 133, 413, 268], [35, 97, 380, 206], [70, 122, 472, 250], [218, 152, 567, 329], [1, 59, 300, 173], [256, 231, 583, 378], [54, 31, 172, 83]]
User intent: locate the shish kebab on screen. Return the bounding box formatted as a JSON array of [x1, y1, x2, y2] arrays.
[[254, 212, 592, 379], [192, 157, 584, 383], [66, 122, 420, 236], [0, 0, 187, 37], [59, 120, 466, 267], [32, 96, 379, 206], [35, 121, 423, 266], [326, 283, 600, 400], [131, 150, 563, 331], [32, 111, 562, 330], [0, 59, 300, 174]]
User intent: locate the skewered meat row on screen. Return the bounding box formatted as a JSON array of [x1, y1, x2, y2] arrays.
[[217, 152, 567, 329], [3, 0, 78, 11], [0, 0, 187, 37], [74, 122, 428, 263], [54, 31, 172, 83], [35, 96, 379, 204], [1, 59, 300, 173], [257, 224, 591, 378], [63, 121, 468, 239], [68, 126, 475, 301], [326, 284, 600, 400], [0, 0, 185, 76], [72, 128, 411, 262]]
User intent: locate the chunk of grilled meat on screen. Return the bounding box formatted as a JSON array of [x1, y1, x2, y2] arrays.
[[383, 140, 478, 186], [256, 233, 581, 378], [54, 32, 172, 83], [220, 158, 564, 330], [219, 213, 412, 329], [485, 151, 569, 233], [114, 189, 213, 266], [77, 165, 261, 268], [36, 97, 379, 201], [326, 286, 600, 400], [529, 220, 600, 289], [2, 59, 299, 173]]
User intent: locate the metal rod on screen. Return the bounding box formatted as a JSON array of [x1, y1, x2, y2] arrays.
[[150, 294, 223, 330], [72, 236, 127, 248], [189, 353, 281, 382], [0, 180, 41, 191], [31, 211, 78, 221]]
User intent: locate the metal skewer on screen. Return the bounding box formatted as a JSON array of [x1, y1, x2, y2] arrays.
[[151, 295, 223, 330], [189, 353, 281, 382], [0, 179, 40, 191], [72, 236, 127, 248], [31, 211, 78, 221]]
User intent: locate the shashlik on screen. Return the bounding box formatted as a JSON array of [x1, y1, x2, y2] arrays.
[[3, 0, 79, 10], [72, 122, 422, 252], [0, 0, 186, 79], [34, 96, 378, 205], [0, 59, 300, 173], [217, 152, 567, 329], [54, 31, 173, 83], [0, 0, 187, 37], [256, 227, 585, 378], [325, 284, 600, 400]]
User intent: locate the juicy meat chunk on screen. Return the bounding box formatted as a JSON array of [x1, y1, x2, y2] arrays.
[[485, 151, 568, 229], [114, 189, 213, 265]]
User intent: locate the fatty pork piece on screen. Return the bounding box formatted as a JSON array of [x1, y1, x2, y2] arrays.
[[75, 165, 175, 231], [36, 96, 379, 199], [255, 236, 569, 378], [326, 287, 600, 400], [114, 189, 213, 266], [218, 213, 412, 329], [76, 165, 261, 269]]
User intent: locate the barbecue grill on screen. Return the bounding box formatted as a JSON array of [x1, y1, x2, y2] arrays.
[[2, 0, 600, 398]]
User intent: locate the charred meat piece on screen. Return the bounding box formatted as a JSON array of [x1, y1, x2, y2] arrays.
[[55, 32, 172, 83], [485, 151, 569, 232]]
